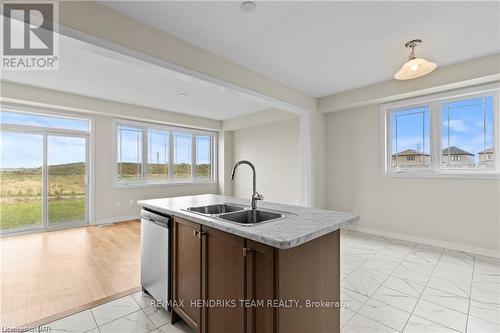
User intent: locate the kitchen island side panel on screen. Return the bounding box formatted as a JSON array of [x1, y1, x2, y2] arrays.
[[276, 230, 340, 333]]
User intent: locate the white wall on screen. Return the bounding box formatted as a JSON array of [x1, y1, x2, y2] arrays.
[[309, 110, 326, 208], [223, 108, 297, 131], [2, 81, 221, 131], [232, 117, 301, 205], [325, 104, 500, 253], [217, 130, 234, 196]]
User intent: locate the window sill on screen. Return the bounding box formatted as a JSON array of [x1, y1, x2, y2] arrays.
[[383, 171, 500, 179], [112, 180, 217, 189]]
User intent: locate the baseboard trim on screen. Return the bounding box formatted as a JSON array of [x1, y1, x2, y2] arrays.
[[93, 215, 140, 225], [346, 225, 500, 258]]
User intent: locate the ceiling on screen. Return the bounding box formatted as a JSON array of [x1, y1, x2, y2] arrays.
[[2, 34, 272, 121], [102, 1, 500, 97]]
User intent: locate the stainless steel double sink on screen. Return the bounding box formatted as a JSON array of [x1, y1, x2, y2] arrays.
[[183, 203, 293, 226]]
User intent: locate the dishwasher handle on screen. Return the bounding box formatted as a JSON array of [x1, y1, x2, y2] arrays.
[[140, 209, 170, 228]]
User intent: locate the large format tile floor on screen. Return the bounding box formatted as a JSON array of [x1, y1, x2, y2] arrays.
[[38, 291, 190, 333], [340, 230, 500, 333], [33, 229, 499, 333]]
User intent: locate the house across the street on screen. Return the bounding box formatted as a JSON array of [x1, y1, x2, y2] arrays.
[[393, 146, 481, 168], [392, 149, 430, 168], [478, 147, 494, 168], [441, 146, 474, 168]]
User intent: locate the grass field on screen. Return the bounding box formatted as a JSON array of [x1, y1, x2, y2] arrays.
[[0, 198, 85, 230], [1, 161, 210, 231], [0, 162, 86, 231], [118, 162, 211, 180]]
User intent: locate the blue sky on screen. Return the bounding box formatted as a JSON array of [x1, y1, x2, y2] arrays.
[[1, 111, 89, 131], [1, 131, 44, 168], [196, 136, 211, 164], [391, 106, 431, 155], [148, 129, 168, 164], [173, 132, 192, 164], [1, 111, 89, 168], [1, 131, 86, 168], [441, 96, 493, 162], [391, 96, 494, 163], [117, 126, 142, 164]]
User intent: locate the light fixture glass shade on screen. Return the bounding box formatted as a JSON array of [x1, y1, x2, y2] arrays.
[[394, 58, 437, 80]]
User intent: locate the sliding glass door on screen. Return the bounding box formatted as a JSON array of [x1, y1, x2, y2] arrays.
[[0, 132, 44, 231], [0, 131, 88, 233], [47, 135, 87, 227]]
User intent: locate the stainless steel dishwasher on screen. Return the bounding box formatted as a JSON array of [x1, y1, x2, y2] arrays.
[[140, 208, 170, 309]]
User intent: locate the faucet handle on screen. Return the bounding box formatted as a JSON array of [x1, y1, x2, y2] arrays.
[[253, 192, 264, 201]]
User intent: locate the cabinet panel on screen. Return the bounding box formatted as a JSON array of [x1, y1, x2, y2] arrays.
[[277, 230, 340, 333], [172, 216, 277, 333], [202, 226, 245, 333], [246, 240, 275, 333], [173, 217, 202, 332]]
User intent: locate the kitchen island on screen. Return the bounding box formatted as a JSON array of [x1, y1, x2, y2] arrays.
[[139, 194, 358, 333]]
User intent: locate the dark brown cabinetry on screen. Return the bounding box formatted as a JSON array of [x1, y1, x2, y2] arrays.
[[202, 226, 245, 333], [246, 240, 275, 333], [172, 217, 202, 332], [172, 216, 340, 333]]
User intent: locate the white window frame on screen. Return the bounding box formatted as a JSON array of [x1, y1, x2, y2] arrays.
[[381, 84, 500, 178], [0, 104, 95, 231], [112, 118, 217, 188]]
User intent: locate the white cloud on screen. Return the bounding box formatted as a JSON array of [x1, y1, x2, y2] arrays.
[[442, 119, 469, 132]]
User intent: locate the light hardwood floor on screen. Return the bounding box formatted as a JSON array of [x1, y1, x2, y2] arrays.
[[0, 221, 141, 328]]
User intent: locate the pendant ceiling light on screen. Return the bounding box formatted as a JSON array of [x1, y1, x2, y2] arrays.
[[394, 39, 437, 80]]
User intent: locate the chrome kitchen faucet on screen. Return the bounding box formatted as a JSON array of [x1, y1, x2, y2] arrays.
[[230, 160, 263, 210]]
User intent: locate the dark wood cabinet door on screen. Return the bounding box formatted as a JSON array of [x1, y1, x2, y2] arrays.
[[172, 217, 202, 333], [202, 226, 245, 333], [246, 240, 275, 333]]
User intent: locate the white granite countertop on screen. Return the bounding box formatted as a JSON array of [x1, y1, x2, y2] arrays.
[[138, 194, 358, 249]]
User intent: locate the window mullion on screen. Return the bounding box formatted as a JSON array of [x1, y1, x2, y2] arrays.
[[495, 93, 499, 173], [395, 112, 398, 169], [422, 107, 425, 167], [142, 127, 148, 183], [192, 135, 196, 180], [169, 131, 174, 181], [165, 130, 169, 182], [118, 127, 122, 179], [211, 136, 215, 181], [430, 102, 440, 172], [385, 111, 390, 173], [483, 97, 487, 154]]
